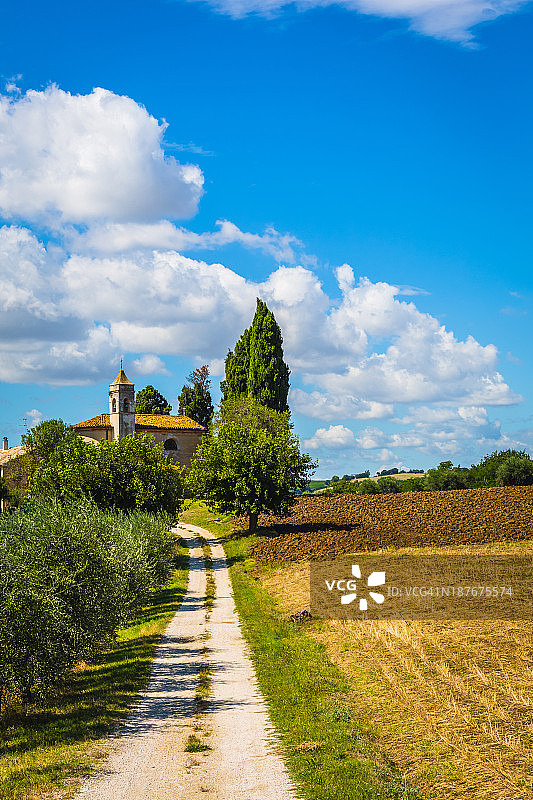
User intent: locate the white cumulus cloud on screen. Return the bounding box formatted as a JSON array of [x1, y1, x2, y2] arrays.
[[0, 86, 203, 226], [305, 424, 356, 449], [67, 219, 311, 264]]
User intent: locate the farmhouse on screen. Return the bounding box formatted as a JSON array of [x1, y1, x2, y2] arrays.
[[73, 368, 204, 468]]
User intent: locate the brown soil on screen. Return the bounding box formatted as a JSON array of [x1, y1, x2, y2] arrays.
[[250, 486, 533, 564]]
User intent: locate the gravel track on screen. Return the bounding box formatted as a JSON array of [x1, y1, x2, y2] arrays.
[[74, 523, 297, 800]]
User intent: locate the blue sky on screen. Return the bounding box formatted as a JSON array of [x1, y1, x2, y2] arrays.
[[0, 0, 532, 477]]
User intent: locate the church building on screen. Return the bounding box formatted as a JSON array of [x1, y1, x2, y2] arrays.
[[73, 368, 204, 468], [1, 368, 203, 510]]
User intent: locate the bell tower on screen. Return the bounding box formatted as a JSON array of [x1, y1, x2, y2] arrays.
[[109, 363, 135, 440]]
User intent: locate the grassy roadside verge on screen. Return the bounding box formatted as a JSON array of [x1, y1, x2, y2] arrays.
[[180, 502, 421, 800], [0, 536, 188, 800]]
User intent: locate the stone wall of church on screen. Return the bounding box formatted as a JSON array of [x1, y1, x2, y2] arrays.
[[136, 427, 203, 468]]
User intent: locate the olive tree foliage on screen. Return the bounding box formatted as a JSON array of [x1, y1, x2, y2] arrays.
[[221, 298, 290, 412], [135, 385, 172, 415], [30, 434, 183, 514], [0, 500, 175, 701], [187, 409, 316, 533], [178, 365, 214, 427]]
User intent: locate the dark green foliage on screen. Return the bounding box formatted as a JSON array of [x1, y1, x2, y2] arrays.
[[247, 299, 290, 412], [357, 479, 381, 494], [469, 449, 532, 487], [399, 476, 427, 492], [324, 476, 428, 495], [0, 501, 174, 701], [21, 418, 79, 464], [30, 434, 183, 514], [323, 479, 360, 495], [221, 327, 251, 401], [178, 384, 213, 427], [187, 412, 316, 532], [217, 396, 290, 436], [425, 461, 469, 491], [376, 476, 402, 493], [221, 299, 290, 412], [0, 477, 10, 504], [178, 365, 214, 427], [495, 456, 533, 486], [135, 385, 172, 415], [12, 419, 80, 493]]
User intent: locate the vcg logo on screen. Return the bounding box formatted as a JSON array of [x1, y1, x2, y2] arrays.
[[325, 564, 386, 611]]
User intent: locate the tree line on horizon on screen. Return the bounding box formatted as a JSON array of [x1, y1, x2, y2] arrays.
[[319, 452, 533, 496]]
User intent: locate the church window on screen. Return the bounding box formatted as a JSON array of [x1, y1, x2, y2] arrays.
[[164, 438, 178, 451], [124, 399, 129, 412], [112, 398, 116, 412]]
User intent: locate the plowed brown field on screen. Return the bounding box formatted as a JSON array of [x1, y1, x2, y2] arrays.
[[251, 486, 533, 563]]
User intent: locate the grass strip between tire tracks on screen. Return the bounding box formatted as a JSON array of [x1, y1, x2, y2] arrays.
[[0, 536, 188, 800], [181, 502, 421, 800]]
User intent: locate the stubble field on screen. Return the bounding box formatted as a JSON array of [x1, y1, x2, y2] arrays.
[[252, 489, 533, 799]]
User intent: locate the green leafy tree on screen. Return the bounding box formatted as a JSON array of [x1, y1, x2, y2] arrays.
[[247, 299, 290, 411], [221, 298, 290, 412], [135, 385, 172, 415], [376, 476, 402, 493], [399, 476, 427, 492], [30, 434, 183, 514], [178, 365, 214, 427], [220, 327, 251, 401], [469, 449, 532, 487], [357, 479, 380, 495], [21, 418, 78, 464], [217, 396, 290, 436], [495, 456, 533, 486], [10, 419, 78, 496], [426, 461, 469, 491], [187, 415, 316, 533]]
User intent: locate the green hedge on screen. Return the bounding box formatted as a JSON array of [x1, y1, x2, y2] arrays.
[[0, 500, 175, 702]]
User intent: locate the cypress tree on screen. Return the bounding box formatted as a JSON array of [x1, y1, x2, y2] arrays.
[[221, 299, 290, 412], [221, 326, 251, 402], [247, 299, 290, 412]]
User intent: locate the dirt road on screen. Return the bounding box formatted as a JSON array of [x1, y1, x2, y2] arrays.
[[75, 523, 296, 800]]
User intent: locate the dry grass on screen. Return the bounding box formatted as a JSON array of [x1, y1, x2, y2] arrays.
[[261, 542, 533, 800]]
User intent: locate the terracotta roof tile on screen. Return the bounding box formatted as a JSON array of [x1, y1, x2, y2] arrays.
[[73, 414, 112, 429], [74, 413, 204, 431], [136, 414, 204, 431], [0, 445, 26, 466]]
